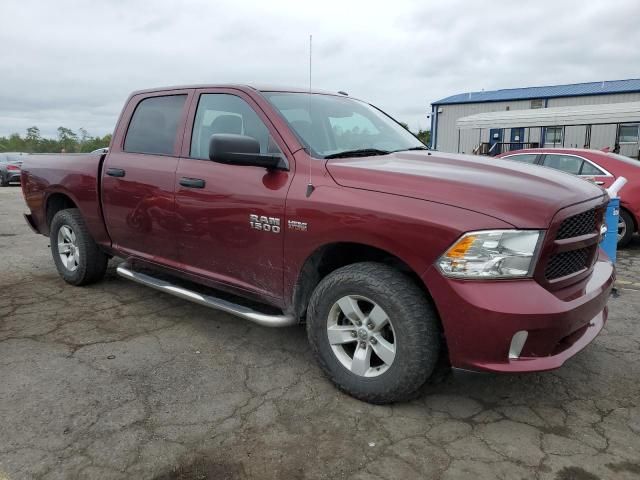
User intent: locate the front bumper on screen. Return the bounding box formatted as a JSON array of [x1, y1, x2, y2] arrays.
[[424, 253, 614, 373], [23, 213, 39, 234]]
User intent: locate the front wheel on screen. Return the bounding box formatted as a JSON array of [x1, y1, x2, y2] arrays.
[[306, 262, 441, 404], [618, 209, 635, 248], [0, 174, 8, 187], [50, 209, 108, 285]]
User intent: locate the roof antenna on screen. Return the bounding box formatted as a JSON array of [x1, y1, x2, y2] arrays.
[[305, 34, 315, 198]]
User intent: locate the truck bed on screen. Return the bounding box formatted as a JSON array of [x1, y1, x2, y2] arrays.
[[21, 153, 111, 246]]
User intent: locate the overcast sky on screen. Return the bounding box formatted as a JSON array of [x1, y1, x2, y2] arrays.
[[1, 0, 639, 138]]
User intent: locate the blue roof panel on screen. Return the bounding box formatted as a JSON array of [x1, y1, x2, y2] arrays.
[[432, 79, 640, 105]]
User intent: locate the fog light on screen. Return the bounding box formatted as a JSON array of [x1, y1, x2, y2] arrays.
[[508, 331, 528, 359]]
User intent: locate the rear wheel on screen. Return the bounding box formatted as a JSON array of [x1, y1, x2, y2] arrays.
[[50, 209, 108, 285], [618, 209, 634, 248], [306, 262, 440, 404]]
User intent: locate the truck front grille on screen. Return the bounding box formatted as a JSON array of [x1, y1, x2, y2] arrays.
[[542, 205, 605, 284], [556, 208, 597, 239], [545, 248, 590, 280]]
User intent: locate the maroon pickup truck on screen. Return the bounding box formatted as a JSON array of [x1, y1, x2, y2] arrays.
[[21, 85, 614, 403]]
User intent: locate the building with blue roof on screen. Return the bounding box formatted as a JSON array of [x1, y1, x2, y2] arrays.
[[430, 79, 640, 158]]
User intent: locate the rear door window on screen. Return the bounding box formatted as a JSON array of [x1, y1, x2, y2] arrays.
[[580, 161, 606, 176], [542, 154, 582, 175], [124, 95, 187, 155]]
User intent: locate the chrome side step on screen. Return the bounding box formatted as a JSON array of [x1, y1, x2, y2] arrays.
[[116, 263, 297, 328]]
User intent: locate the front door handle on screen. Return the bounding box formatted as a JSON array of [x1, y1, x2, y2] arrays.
[[106, 167, 126, 178], [594, 181, 604, 185], [179, 177, 206, 189]]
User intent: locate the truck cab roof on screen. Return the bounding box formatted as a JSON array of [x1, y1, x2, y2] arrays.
[[129, 84, 347, 97]]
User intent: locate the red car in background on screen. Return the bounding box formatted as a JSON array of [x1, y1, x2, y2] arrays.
[[498, 148, 640, 247]]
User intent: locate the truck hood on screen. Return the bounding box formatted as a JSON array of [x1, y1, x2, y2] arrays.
[[326, 151, 605, 228]]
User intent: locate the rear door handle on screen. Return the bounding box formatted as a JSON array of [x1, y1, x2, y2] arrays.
[[594, 181, 604, 185], [106, 167, 126, 178], [179, 177, 206, 189]]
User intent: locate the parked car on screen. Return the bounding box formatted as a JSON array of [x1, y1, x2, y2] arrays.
[[20, 85, 613, 403], [0, 152, 27, 186], [91, 147, 109, 154], [497, 148, 639, 247]]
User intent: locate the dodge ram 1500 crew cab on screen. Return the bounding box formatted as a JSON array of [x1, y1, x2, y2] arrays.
[[21, 85, 614, 403]]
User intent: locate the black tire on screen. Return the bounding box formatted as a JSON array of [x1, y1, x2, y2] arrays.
[[50, 209, 108, 286], [306, 262, 441, 404], [618, 209, 635, 248], [0, 174, 8, 187]]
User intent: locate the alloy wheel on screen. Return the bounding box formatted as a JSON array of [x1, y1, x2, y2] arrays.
[[618, 216, 627, 242], [326, 295, 396, 377], [57, 225, 80, 272]]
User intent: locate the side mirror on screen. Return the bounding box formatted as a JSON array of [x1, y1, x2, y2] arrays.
[[209, 134, 287, 170]]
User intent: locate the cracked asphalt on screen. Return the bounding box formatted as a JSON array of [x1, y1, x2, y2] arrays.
[[1, 186, 639, 480]]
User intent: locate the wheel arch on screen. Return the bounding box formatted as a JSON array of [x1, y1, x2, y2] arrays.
[[291, 242, 435, 320], [45, 191, 79, 230]]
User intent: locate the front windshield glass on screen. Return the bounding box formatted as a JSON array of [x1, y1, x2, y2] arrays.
[[263, 92, 425, 158]]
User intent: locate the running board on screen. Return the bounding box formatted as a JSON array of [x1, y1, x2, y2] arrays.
[[116, 263, 297, 328]]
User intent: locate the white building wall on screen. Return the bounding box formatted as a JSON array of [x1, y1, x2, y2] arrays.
[[434, 100, 531, 153], [590, 124, 618, 150], [434, 92, 640, 154], [550, 93, 640, 157], [563, 125, 587, 148], [546, 92, 640, 107], [528, 127, 541, 145]]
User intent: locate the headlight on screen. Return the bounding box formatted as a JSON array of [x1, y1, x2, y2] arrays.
[[437, 230, 543, 279]]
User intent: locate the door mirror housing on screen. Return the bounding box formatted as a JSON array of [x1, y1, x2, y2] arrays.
[[209, 134, 287, 170]]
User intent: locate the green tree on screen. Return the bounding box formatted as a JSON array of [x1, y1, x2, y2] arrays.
[[416, 129, 430, 146], [26, 126, 41, 143], [79, 128, 89, 144], [0, 126, 112, 154], [399, 122, 431, 147], [57, 127, 78, 152]]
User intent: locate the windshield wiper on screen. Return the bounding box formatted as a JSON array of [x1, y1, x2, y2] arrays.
[[390, 146, 430, 153], [324, 148, 391, 159]]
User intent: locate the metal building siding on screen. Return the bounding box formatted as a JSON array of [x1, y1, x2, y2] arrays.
[[547, 92, 640, 107], [433, 79, 640, 105], [591, 125, 618, 150], [563, 125, 587, 148], [434, 92, 640, 153], [529, 127, 541, 144], [544, 93, 640, 150], [436, 100, 531, 152]]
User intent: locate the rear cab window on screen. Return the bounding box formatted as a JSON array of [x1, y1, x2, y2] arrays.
[[124, 95, 187, 155]]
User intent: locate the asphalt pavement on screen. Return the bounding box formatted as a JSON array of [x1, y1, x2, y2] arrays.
[[1, 186, 639, 480]]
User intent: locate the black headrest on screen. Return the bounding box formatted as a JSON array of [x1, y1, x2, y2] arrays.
[[210, 115, 242, 134]]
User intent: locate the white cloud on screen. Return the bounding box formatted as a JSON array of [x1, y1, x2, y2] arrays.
[[0, 0, 638, 137]]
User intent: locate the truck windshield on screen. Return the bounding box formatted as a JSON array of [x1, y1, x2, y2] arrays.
[[263, 92, 425, 158]]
